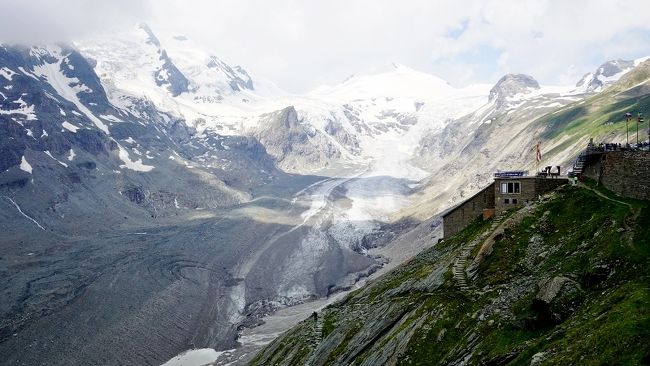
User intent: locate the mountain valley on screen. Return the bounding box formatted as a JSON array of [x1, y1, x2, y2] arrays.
[[1, 23, 649, 365]]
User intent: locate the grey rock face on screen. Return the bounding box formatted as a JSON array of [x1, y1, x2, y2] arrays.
[[534, 276, 582, 323], [205, 56, 255, 92], [138, 23, 162, 47], [251, 106, 338, 171], [251, 105, 362, 172], [155, 50, 190, 97], [135, 23, 190, 96], [489, 74, 540, 103], [576, 59, 634, 92]]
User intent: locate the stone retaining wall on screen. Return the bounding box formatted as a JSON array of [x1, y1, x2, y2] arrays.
[[583, 151, 650, 200]]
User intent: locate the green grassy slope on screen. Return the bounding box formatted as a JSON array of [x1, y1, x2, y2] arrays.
[[250, 185, 650, 365], [537, 60, 650, 160]]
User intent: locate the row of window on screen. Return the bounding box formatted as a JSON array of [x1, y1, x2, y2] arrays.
[[500, 182, 520, 194], [504, 198, 518, 204]]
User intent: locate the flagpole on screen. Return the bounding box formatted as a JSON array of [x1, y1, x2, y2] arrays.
[[636, 112, 641, 148], [626, 116, 629, 146]]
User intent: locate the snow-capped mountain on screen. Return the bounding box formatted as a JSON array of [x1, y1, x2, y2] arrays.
[[0, 42, 278, 231], [310, 62, 455, 99], [488, 74, 540, 105], [74, 24, 283, 133], [573, 57, 650, 93], [76, 26, 494, 174], [4, 21, 650, 366], [5, 23, 646, 228]]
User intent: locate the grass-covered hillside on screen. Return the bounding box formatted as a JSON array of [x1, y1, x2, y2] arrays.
[[250, 183, 650, 365], [537, 60, 650, 159]]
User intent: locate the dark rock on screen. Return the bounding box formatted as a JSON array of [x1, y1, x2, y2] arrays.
[[122, 186, 146, 204], [74, 129, 108, 155], [75, 161, 96, 170], [0, 137, 24, 172], [580, 263, 612, 289], [532, 276, 583, 325]]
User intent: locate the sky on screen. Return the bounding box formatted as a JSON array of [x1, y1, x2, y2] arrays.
[[1, 0, 650, 93]]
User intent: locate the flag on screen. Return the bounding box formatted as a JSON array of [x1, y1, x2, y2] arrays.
[[535, 142, 542, 163]]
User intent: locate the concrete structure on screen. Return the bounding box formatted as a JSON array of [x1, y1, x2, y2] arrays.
[[494, 176, 568, 214], [580, 149, 650, 200], [442, 173, 568, 239], [441, 183, 495, 239]]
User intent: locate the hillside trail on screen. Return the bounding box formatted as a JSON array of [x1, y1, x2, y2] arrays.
[[577, 182, 642, 248]]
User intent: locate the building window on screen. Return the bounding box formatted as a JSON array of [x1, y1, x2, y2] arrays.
[[504, 198, 510, 204], [500, 182, 520, 194], [512, 198, 518, 204]]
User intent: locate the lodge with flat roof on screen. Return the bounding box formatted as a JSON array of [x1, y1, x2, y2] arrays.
[[442, 168, 568, 239]]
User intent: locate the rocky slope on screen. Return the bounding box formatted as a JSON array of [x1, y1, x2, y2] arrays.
[[407, 60, 650, 221], [250, 183, 650, 365], [573, 58, 641, 94], [0, 43, 288, 365], [0, 43, 278, 230]]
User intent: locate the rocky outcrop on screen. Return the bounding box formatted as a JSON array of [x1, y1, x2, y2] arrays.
[[575, 59, 635, 93], [533, 276, 583, 325], [488, 73, 540, 103], [251, 106, 348, 172]]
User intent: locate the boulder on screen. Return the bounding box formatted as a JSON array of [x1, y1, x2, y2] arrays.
[[533, 276, 583, 325]]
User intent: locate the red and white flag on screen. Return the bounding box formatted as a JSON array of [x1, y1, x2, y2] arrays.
[[535, 142, 542, 163]]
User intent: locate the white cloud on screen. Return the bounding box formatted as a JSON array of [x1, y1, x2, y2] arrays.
[[0, 0, 149, 44], [1, 0, 649, 91]]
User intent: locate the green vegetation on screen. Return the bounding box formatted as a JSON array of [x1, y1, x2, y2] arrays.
[[251, 185, 650, 365], [535, 62, 650, 159]]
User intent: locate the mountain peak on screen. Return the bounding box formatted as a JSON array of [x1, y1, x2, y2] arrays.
[[574, 59, 635, 93], [489, 74, 540, 102], [311, 63, 452, 100], [137, 23, 161, 48]]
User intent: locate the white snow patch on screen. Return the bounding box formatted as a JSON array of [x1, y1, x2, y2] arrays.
[[2, 196, 46, 230], [17, 67, 39, 80], [61, 121, 80, 132], [33, 59, 110, 134], [634, 55, 650, 66], [0, 67, 16, 80], [117, 145, 154, 172], [45, 151, 68, 167], [67, 149, 76, 161], [0, 97, 38, 120], [160, 348, 234, 366], [20, 156, 33, 174], [124, 137, 136, 144], [100, 114, 123, 122]]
